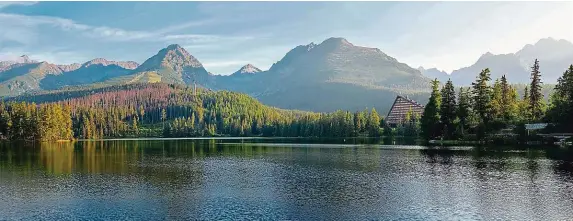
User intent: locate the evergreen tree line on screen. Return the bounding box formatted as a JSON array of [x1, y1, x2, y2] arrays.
[[1, 83, 389, 141], [0, 102, 73, 141], [420, 59, 573, 140]]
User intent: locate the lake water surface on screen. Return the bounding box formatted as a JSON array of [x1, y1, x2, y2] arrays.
[[2, 138, 573, 220]]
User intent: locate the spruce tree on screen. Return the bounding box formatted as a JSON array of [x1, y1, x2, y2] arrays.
[[491, 78, 503, 120], [472, 68, 493, 138], [547, 65, 573, 132], [457, 87, 471, 137], [529, 59, 545, 121], [520, 86, 531, 121], [367, 108, 381, 137], [440, 79, 457, 139], [421, 79, 441, 139], [500, 75, 516, 122]]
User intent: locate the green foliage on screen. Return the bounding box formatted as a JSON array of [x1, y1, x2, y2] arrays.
[[500, 75, 519, 123], [440, 79, 457, 139], [456, 87, 472, 137], [528, 59, 545, 121], [420, 79, 442, 139], [366, 108, 382, 137], [546, 65, 573, 132], [419, 62, 573, 141], [0, 102, 72, 141], [519, 86, 531, 121], [472, 68, 494, 138], [3, 83, 387, 140]]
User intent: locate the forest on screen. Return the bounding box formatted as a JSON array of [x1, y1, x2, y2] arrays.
[[0, 84, 387, 141], [0, 59, 571, 142], [418, 60, 573, 141]]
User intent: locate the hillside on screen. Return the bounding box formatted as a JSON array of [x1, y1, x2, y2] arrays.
[[0, 37, 434, 113], [5, 83, 385, 140], [418, 67, 449, 82], [216, 37, 432, 113], [0, 57, 139, 96], [107, 44, 214, 87], [436, 38, 573, 85], [7, 83, 300, 138]]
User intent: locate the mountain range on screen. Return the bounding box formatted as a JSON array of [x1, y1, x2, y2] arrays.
[[1, 37, 571, 113], [420, 37, 573, 85]]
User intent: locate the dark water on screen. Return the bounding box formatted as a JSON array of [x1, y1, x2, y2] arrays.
[[2, 138, 573, 220]]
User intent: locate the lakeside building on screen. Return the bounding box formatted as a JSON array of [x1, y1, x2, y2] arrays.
[[385, 95, 425, 127]]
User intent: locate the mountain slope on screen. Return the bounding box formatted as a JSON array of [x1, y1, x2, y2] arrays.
[[447, 38, 573, 85], [112, 44, 213, 86], [264, 37, 429, 89], [0, 55, 36, 72], [231, 64, 261, 76], [40, 58, 139, 90], [450, 52, 526, 85], [418, 67, 449, 82], [0, 62, 65, 96], [0, 56, 139, 96], [1, 38, 435, 112], [216, 37, 431, 113]]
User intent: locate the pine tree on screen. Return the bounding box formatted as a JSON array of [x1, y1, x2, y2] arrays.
[[161, 108, 167, 128], [529, 59, 545, 121], [500, 75, 518, 122], [547, 65, 573, 132], [421, 79, 442, 139], [520, 86, 531, 121], [367, 108, 381, 137], [472, 68, 493, 138], [132, 115, 139, 136], [440, 79, 457, 139], [457, 87, 471, 137], [491, 78, 503, 120]]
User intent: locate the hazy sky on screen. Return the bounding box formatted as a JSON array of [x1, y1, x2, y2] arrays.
[[0, 1, 572, 74]]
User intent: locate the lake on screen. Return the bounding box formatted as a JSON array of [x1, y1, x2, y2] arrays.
[[1, 138, 573, 220]]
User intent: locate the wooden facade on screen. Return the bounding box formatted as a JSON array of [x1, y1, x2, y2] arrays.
[[386, 95, 424, 126]]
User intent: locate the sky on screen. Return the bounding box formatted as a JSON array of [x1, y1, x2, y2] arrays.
[[0, 1, 572, 75]]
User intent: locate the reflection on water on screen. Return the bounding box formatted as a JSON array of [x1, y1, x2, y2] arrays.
[[1, 139, 573, 220]]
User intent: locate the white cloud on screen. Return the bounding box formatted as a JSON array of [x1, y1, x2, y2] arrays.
[[0, 13, 251, 43], [0, 1, 37, 9], [0, 11, 257, 68], [2, 2, 571, 75]]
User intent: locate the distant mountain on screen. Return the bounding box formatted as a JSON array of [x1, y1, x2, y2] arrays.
[[1, 37, 459, 113], [0, 56, 139, 95], [0, 55, 36, 72], [40, 59, 139, 90], [216, 37, 431, 112], [0, 62, 64, 96], [265, 37, 429, 88], [57, 63, 82, 72], [446, 38, 573, 85], [231, 64, 261, 76], [110, 44, 213, 86], [418, 67, 449, 82], [81, 58, 139, 70]]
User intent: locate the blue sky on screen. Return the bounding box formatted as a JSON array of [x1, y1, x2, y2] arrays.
[[0, 1, 572, 74]]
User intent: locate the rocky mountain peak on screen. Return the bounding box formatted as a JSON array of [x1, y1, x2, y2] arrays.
[[321, 37, 352, 46], [153, 44, 202, 68], [128, 44, 210, 85], [516, 37, 573, 61], [18, 55, 33, 63], [82, 58, 139, 70], [166, 44, 183, 50], [57, 63, 82, 72], [233, 64, 262, 76], [1, 55, 36, 66]]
